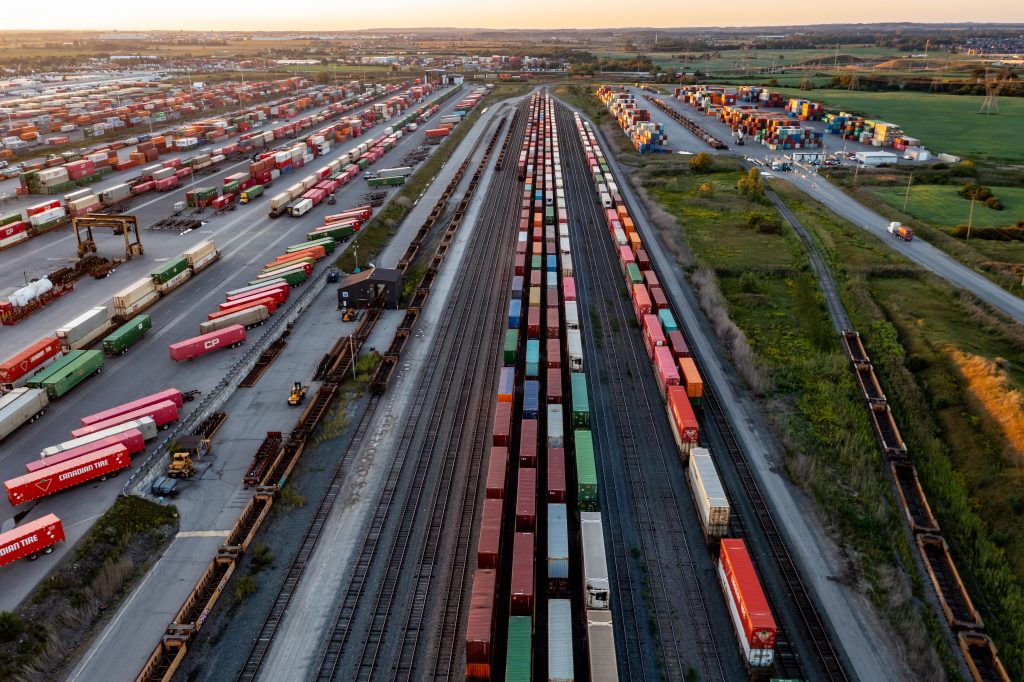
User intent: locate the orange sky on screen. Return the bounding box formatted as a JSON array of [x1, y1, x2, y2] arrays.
[[7, 0, 1023, 30]]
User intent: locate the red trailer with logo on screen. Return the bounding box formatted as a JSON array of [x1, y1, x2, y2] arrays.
[[510, 532, 535, 616], [5, 444, 131, 506], [516, 467, 537, 532], [26, 429, 144, 474], [79, 389, 183, 427], [71, 400, 178, 438], [0, 514, 65, 566], [465, 569, 496, 679], [719, 538, 777, 669], [0, 336, 62, 391], [477, 498, 502, 570], [486, 446, 507, 499], [169, 325, 246, 362], [667, 386, 699, 459]]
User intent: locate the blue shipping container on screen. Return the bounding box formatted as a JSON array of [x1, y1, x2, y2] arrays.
[[657, 309, 678, 333], [524, 380, 539, 419], [509, 299, 522, 329], [526, 339, 540, 378], [546, 255, 557, 273], [512, 275, 524, 300], [548, 504, 569, 586]]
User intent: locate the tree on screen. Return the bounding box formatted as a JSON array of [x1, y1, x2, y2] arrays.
[[799, 78, 814, 91], [737, 167, 764, 198], [690, 152, 714, 174]]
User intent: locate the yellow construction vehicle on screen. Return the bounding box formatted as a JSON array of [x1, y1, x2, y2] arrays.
[[166, 436, 210, 479], [288, 382, 307, 406]]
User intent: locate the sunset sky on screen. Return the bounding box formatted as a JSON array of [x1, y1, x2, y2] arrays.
[[7, 0, 1024, 31]]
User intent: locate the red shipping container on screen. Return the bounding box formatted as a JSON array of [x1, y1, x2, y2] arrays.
[[5, 444, 130, 506], [632, 284, 652, 320], [27, 429, 144, 474], [465, 569, 496, 678], [636, 248, 651, 271], [131, 180, 155, 195], [546, 339, 561, 368], [619, 245, 635, 272], [546, 368, 562, 404], [71, 400, 178, 438], [546, 308, 559, 337], [79, 389, 183, 427], [651, 286, 668, 311], [0, 336, 62, 386], [26, 200, 61, 217], [654, 346, 680, 399], [510, 532, 535, 616], [546, 286, 559, 309], [519, 419, 538, 467], [486, 446, 507, 499], [514, 253, 526, 276], [1, 221, 28, 240], [667, 386, 699, 456], [547, 447, 566, 503], [209, 296, 277, 320], [216, 294, 280, 314], [668, 330, 690, 358], [644, 269, 660, 289], [563, 277, 576, 302], [527, 306, 540, 339], [719, 539, 777, 659], [169, 324, 246, 362], [492, 402, 511, 446], [477, 498, 503, 569], [516, 467, 536, 532], [155, 176, 179, 191], [0, 514, 64, 567], [643, 314, 666, 359], [225, 283, 289, 303], [529, 270, 541, 289], [275, 246, 325, 263]]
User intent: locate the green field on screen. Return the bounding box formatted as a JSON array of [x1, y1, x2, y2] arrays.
[[869, 185, 1024, 227], [775, 88, 1024, 160]]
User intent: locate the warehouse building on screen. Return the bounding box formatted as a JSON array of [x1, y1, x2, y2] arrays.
[[337, 268, 402, 309], [855, 150, 898, 166]]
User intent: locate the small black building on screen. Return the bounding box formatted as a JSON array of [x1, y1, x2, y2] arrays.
[[337, 268, 402, 309]]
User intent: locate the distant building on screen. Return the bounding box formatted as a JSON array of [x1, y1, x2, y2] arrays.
[[855, 150, 898, 166]]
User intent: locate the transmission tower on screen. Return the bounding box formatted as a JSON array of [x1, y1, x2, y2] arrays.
[[980, 67, 1008, 115]]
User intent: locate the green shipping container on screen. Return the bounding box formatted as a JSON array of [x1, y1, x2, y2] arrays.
[[571, 374, 590, 429], [150, 256, 189, 284], [544, 205, 554, 225], [27, 351, 85, 388], [504, 329, 518, 365], [367, 175, 404, 188], [288, 237, 335, 255], [249, 269, 307, 287], [240, 184, 264, 202], [626, 263, 643, 286], [308, 224, 353, 242], [356, 158, 369, 170], [575, 429, 598, 511], [0, 212, 22, 227], [530, 255, 541, 271], [102, 314, 151, 355], [223, 180, 240, 195], [505, 616, 532, 682], [38, 350, 103, 398]]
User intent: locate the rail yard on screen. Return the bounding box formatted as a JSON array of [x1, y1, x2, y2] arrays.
[[1, 21, 1022, 682]]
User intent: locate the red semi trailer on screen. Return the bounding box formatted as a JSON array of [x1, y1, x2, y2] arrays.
[[0, 336, 63, 391], [6, 444, 130, 505], [169, 325, 246, 362], [79, 389, 183, 427], [27, 429, 144, 474], [0, 514, 65, 566], [71, 400, 178, 438]]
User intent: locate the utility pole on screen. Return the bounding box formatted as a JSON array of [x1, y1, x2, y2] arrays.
[[902, 172, 913, 212], [967, 197, 975, 239]]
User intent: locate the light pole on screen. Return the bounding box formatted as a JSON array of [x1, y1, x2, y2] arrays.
[[966, 196, 975, 240], [902, 171, 913, 212], [353, 243, 360, 273]]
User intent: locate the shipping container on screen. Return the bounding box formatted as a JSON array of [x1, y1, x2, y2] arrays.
[[0, 388, 49, 442], [688, 447, 730, 540], [516, 468, 537, 532], [498, 367, 515, 403], [587, 611, 619, 682], [101, 314, 151, 355], [667, 330, 689, 358], [575, 430, 598, 511], [525, 339, 540, 378], [548, 504, 570, 593], [504, 330, 518, 365], [548, 447, 566, 503], [29, 350, 103, 399], [567, 329, 583, 372], [5, 444, 130, 505], [478, 498, 503, 570], [168, 325, 245, 362], [72, 399, 177, 438], [79, 389, 182, 429], [55, 306, 109, 351], [0, 514, 64, 566], [570, 374, 590, 428], [654, 346, 680, 399], [719, 538, 777, 668], [547, 404, 564, 449], [505, 615, 532, 682], [41, 418, 156, 460], [510, 533, 535, 616], [27, 428, 144, 474], [548, 599, 574, 682], [666, 385, 699, 458], [581, 511, 610, 609], [486, 446, 507, 499], [519, 419, 538, 468], [492, 402, 511, 446], [465, 569, 496, 679]]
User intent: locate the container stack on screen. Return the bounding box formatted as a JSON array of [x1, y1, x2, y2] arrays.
[[595, 86, 669, 153], [719, 106, 823, 149], [785, 98, 824, 121]]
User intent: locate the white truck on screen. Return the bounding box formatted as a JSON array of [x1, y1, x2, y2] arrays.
[[377, 166, 414, 179], [0, 388, 49, 441]]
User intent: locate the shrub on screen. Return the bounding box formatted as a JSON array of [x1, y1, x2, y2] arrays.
[[250, 544, 274, 573], [689, 152, 714, 174], [745, 211, 782, 234], [697, 182, 714, 198], [737, 167, 764, 198], [985, 196, 1004, 210], [233, 575, 256, 601], [0, 612, 23, 644]]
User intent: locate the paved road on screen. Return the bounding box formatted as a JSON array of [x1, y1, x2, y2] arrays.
[[562, 100, 909, 682], [623, 86, 1024, 325], [0, 87, 466, 617]]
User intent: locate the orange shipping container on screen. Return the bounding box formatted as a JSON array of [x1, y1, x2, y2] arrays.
[[678, 357, 703, 399]]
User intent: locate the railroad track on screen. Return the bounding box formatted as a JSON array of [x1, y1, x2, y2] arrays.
[[308, 109, 520, 681], [559, 102, 727, 682]]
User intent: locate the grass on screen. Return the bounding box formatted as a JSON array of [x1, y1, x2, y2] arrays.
[[643, 159, 952, 678], [772, 179, 1024, 679], [773, 88, 1024, 161], [868, 184, 1024, 228], [0, 496, 178, 680]]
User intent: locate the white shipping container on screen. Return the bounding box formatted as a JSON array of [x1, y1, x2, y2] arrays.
[[113, 277, 157, 308], [151, 167, 175, 181], [63, 188, 93, 203], [183, 240, 217, 264], [55, 306, 109, 345], [567, 329, 583, 372], [37, 167, 68, 183], [68, 195, 100, 211], [199, 305, 268, 335], [155, 268, 192, 294], [547, 404, 564, 449], [580, 512, 610, 609], [114, 290, 158, 318], [0, 231, 30, 249], [0, 388, 49, 442], [101, 183, 131, 204], [40, 417, 157, 459], [29, 207, 67, 226], [688, 447, 730, 539], [548, 599, 574, 682], [560, 237, 571, 256], [289, 198, 313, 217], [269, 192, 291, 211], [561, 254, 574, 278], [587, 611, 619, 682]]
